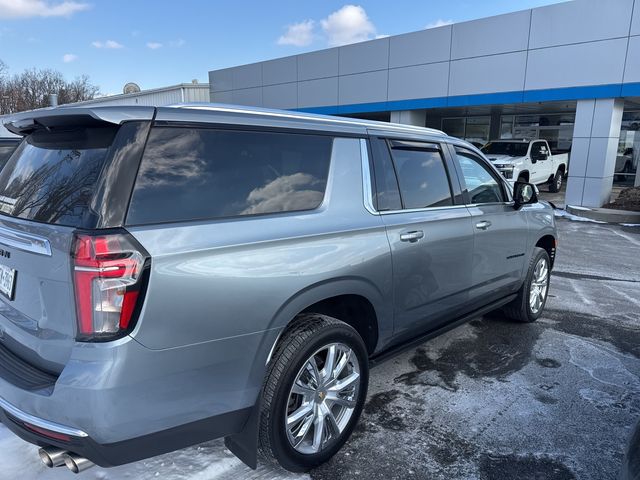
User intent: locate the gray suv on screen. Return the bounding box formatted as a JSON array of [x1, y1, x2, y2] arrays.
[[0, 104, 556, 474]]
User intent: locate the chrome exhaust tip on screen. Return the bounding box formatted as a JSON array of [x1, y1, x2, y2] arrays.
[[63, 453, 95, 474], [38, 447, 68, 468]]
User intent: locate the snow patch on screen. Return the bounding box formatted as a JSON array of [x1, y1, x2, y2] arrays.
[[553, 209, 606, 223]]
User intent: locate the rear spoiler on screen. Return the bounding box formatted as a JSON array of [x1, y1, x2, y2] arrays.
[[3, 106, 156, 136]]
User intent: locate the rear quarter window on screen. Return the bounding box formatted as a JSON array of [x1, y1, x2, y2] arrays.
[[126, 127, 334, 225]]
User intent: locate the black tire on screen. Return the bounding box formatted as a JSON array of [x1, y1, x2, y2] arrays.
[[258, 313, 369, 472], [503, 247, 551, 323], [549, 169, 563, 193]]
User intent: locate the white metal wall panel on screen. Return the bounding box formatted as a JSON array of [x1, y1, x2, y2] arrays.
[[451, 10, 531, 59], [529, 0, 634, 49], [232, 63, 262, 90], [632, 0, 640, 35], [624, 35, 640, 83], [338, 71, 388, 105], [182, 87, 210, 103], [449, 51, 527, 96], [525, 38, 628, 90], [388, 62, 449, 101], [298, 48, 340, 81], [262, 83, 297, 109], [339, 38, 389, 75], [232, 87, 262, 107], [209, 69, 233, 92], [389, 26, 452, 68], [297, 77, 339, 107], [262, 56, 297, 86]]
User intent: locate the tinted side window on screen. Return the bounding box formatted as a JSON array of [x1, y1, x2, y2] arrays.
[[454, 148, 505, 204], [531, 141, 548, 159], [389, 143, 453, 209], [127, 128, 333, 225], [369, 138, 401, 211]]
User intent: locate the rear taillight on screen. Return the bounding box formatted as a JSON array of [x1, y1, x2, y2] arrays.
[[72, 231, 149, 341]]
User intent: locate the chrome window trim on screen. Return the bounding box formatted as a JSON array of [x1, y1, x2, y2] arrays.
[[380, 204, 469, 215], [466, 201, 515, 208], [360, 138, 379, 216], [0, 225, 52, 256], [0, 395, 89, 438]]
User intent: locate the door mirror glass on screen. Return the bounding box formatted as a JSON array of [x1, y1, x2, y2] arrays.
[[513, 181, 538, 208]]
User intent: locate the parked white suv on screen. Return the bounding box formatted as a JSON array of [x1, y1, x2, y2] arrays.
[[482, 139, 568, 192]]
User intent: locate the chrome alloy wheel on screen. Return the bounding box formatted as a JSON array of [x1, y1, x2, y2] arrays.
[[529, 257, 549, 314], [285, 343, 360, 454], [556, 174, 563, 190]]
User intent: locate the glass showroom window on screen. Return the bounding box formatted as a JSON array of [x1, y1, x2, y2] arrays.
[[614, 111, 640, 186], [442, 116, 490, 147], [500, 113, 575, 153]]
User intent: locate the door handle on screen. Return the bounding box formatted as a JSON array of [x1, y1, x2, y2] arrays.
[[475, 220, 492, 230], [400, 230, 424, 242]]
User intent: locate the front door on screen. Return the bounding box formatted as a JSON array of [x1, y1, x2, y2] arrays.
[[530, 141, 550, 184], [450, 146, 529, 306]]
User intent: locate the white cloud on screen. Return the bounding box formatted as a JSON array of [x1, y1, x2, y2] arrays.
[[62, 53, 78, 62], [320, 5, 376, 47], [146, 41, 163, 49], [0, 0, 89, 18], [277, 19, 315, 47], [425, 19, 453, 29], [92, 39, 124, 49], [168, 38, 185, 47]]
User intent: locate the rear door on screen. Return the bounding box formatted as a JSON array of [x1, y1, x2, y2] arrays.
[[449, 145, 528, 307], [369, 137, 474, 339], [0, 122, 132, 373]]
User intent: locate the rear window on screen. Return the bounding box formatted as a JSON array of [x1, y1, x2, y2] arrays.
[[126, 127, 333, 225], [0, 127, 116, 227]]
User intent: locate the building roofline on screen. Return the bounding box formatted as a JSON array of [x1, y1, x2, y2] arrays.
[[71, 83, 210, 106]]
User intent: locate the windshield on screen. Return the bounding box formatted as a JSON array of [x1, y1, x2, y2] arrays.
[[0, 126, 116, 227], [481, 142, 529, 157]]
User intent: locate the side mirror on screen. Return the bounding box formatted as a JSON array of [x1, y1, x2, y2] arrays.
[[513, 181, 538, 209]]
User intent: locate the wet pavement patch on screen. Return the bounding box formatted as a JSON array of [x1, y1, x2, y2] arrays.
[[544, 308, 640, 358], [536, 357, 561, 368], [362, 389, 409, 431], [479, 453, 576, 479], [393, 318, 542, 391]]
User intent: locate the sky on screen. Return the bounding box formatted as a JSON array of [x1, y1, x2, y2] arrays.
[[0, 0, 568, 96]]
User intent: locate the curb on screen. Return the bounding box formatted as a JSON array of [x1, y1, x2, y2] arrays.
[[566, 205, 640, 224]]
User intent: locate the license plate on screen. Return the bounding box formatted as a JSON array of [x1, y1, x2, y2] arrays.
[[0, 263, 16, 300]]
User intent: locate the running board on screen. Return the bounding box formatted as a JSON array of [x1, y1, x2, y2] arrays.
[[370, 294, 517, 367]]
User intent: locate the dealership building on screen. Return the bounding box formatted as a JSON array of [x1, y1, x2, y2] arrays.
[[208, 0, 640, 207]]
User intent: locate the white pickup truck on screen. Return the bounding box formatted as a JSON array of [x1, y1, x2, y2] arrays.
[[481, 139, 569, 192]]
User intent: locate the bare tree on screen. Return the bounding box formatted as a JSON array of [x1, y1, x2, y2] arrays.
[[0, 61, 100, 115]]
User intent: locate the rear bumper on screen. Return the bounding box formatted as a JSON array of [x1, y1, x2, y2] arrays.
[[0, 327, 276, 466], [0, 394, 250, 467]]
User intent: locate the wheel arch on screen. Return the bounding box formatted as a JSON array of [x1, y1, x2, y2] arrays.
[[535, 234, 557, 268]]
